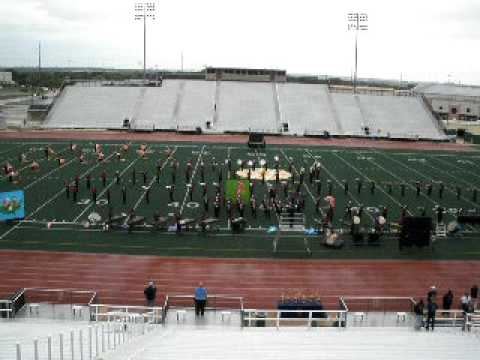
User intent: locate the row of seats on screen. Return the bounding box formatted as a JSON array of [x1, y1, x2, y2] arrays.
[[44, 80, 447, 140]]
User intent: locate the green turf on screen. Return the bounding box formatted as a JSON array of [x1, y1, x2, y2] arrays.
[[0, 139, 479, 259]]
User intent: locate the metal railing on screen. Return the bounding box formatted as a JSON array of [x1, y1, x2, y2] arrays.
[[465, 311, 480, 331], [241, 309, 347, 328], [341, 296, 416, 313], [13, 319, 156, 360], [433, 309, 467, 328], [164, 293, 244, 325], [88, 304, 164, 324], [0, 287, 97, 319], [164, 294, 244, 311]]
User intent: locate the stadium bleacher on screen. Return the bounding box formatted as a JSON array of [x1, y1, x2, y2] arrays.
[[43, 80, 447, 140]]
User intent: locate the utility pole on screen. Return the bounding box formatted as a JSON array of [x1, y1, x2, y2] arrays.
[[347, 13, 368, 94], [134, 2, 156, 83], [38, 41, 42, 96]]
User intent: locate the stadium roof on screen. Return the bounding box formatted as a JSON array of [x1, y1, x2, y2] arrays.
[[414, 83, 480, 98]]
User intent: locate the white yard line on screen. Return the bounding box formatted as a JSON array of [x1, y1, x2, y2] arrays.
[[179, 145, 205, 215], [278, 148, 316, 205], [0, 145, 70, 180], [429, 156, 480, 184], [332, 152, 413, 216], [0, 143, 26, 159], [378, 151, 478, 208], [72, 157, 141, 223], [0, 151, 117, 240], [23, 157, 76, 190], [130, 147, 178, 212], [366, 157, 440, 207], [304, 149, 374, 220]]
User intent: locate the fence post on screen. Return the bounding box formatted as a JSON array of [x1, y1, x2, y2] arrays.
[[70, 331, 75, 360], [88, 326, 92, 360], [33, 338, 39, 360], [308, 311, 312, 328], [59, 333, 64, 360], [101, 324, 105, 353], [16, 342, 21, 360], [47, 335, 52, 360], [79, 329, 84, 360], [107, 323, 111, 350], [95, 325, 99, 357], [113, 323, 116, 349]]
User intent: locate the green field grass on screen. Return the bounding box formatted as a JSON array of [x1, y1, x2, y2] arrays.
[[0, 139, 479, 259]]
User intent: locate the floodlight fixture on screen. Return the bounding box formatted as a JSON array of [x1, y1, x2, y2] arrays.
[[347, 12, 369, 94], [134, 2, 157, 82]]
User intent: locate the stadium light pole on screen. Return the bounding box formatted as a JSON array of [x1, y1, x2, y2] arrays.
[[347, 13, 368, 94], [134, 2, 156, 83]]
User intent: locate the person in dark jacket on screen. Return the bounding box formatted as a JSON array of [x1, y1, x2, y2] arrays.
[[443, 290, 454, 310], [471, 285, 478, 309], [414, 299, 424, 330], [427, 286, 437, 303], [144, 281, 157, 307], [426, 299, 438, 331]]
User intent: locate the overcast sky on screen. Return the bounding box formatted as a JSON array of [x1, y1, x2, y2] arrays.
[[1, 0, 479, 84]]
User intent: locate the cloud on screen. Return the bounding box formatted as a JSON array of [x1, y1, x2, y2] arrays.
[[1, 0, 479, 84]]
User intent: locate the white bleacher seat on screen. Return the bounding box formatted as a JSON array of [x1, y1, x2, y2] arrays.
[[353, 312, 365, 321], [221, 311, 231, 322], [27, 303, 40, 315], [72, 305, 84, 318], [396, 312, 407, 321], [176, 310, 187, 322]]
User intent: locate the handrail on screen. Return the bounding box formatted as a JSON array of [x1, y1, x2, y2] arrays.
[[88, 303, 164, 324], [166, 293, 244, 308], [242, 309, 348, 328]]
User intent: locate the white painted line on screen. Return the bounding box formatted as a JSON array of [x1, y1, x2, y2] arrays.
[[0, 145, 70, 180], [0, 151, 117, 240], [429, 156, 480, 185], [23, 157, 76, 190], [72, 157, 141, 223], [279, 148, 316, 208], [131, 147, 178, 212], [378, 151, 477, 207], [304, 149, 373, 220], [180, 145, 205, 215], [331, 152, 413, 216]]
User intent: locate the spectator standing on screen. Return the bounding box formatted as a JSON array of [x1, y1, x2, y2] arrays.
[[144, 281, 157, 307], [461, 293, 471, 312], [194, 282, 208, 317], [425, 299, 437, 331], [442, 290, 454, 310], [427, 286, 437, 303], [471, 285, 478, 309], [413, 299, 424, 330]]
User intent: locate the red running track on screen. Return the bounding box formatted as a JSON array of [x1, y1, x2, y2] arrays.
[[0, 250, 479, 309], [0, 130, 473, 152]]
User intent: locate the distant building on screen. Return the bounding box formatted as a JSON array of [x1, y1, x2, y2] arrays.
[[414, 83, 480, 121], [0, 71, 14, 85], [205, 67, 286, 82]]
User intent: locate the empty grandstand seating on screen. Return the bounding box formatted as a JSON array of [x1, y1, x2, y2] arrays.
[[215, 81, 278, 133], [44, 80, 447, 140], [277, 83, 341, 136], [176, 80, 216, 132]]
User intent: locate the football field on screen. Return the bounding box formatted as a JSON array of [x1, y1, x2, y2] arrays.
[[0, 139, 479, 259]]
